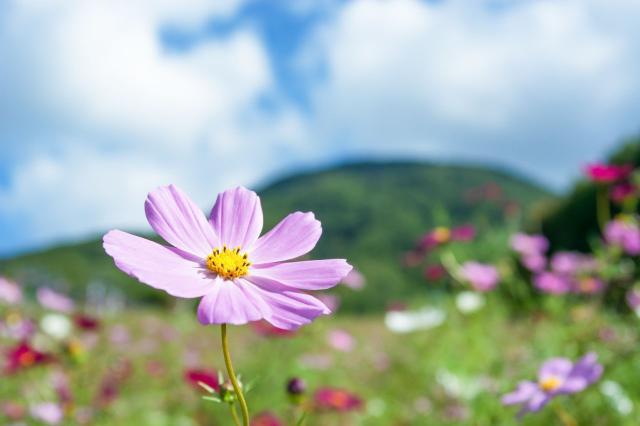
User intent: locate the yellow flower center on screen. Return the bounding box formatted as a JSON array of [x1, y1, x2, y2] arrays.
[[539, 376, 561, 392], [205, 246, 251, 280], [433, 227, 451, 243]]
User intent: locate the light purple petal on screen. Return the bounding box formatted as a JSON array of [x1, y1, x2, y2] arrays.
[[501, 381, 538, 405], [250, 259, 352, 290], [562, 352, 603, 393], [209, 187, 263, 250], [196, 279, 271, 325], [145, 185, 218, 258], [249, 212, 321, 264], [538, 358, 573, 382], [524, 391, 550, 413], [104, 230, 212, 298], [252, 286, 330, 330]]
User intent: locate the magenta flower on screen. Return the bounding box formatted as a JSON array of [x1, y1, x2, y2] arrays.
[[327, 329, 355, 352], [104, 186, 351, 330], [0, 277, 22, 305], [533, 272, 572, 295], [314, 387, 363, 412], [611, 182, 636, 203], [550, 252, 596, 276], [604, 218, 640, 255], [521, 254, 546, 273], [251, 411, 284, 426], [502, 353, 602, 417], [451, 224, 476, 241], [184, 368, 220, 393], [584, 163, 632, 183], [37, 288, 75, 313], [459, 262, 499, 292]]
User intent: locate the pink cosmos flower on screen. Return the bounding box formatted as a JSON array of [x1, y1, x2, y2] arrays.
[[604, 218, 640, 255], [37, 288, 75, 313], [510, 233, 548, 257], [251, 411, 284, 426], [104, 186, 351, 330], [341, 268, 365, 290], [584, 163, 632, 183], [502, 353, 602, 417], [521, 254, 547, 273], [550, 252, 596, 276], [30, 402, 64, 425], [533, 272, 572, 295], [459, 262, 499, 292], [327, 329, 355, 352], [0, 277, 22, 304], [184, 368, 220, 393], [314, 387, 363, 412]]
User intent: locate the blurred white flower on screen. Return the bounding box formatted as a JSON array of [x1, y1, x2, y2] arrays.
[[384, 307, 445, 333], [39, 314, 72, 340], [455, 291, 485, 314], [436, 369, 483, 400], [600, 380, 633, 415], [30, 402, 63, 425]]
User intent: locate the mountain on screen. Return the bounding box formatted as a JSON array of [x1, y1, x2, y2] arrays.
[[0, 161, 552, 312]]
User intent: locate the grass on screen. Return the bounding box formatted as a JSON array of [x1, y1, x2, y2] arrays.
[[2, 295, 639, 425]]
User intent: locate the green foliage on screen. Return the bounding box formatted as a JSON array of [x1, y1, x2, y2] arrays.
[[0, 161, 551, 312]]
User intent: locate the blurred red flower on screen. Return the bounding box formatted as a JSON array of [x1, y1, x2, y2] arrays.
[[5, 342, 51, 374], [184, 368, 220, 392], [584, 163, 632, 183], [251, 320, 296, 338], [251, 411, 284, 426], [314, 387, 363, 412], [74, 314, 100, 331]]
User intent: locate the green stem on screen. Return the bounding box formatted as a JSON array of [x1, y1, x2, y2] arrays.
[[229, 404, 242, 426], [553, 404, 577, 426], [221, 324, 250, 426], [596, 185, 611, 233]]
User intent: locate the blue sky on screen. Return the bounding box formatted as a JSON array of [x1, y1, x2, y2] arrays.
[[1, 0, 640, 256]]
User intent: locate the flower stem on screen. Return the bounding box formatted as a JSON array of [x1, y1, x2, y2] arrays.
[[553, 404, 577, 426], [229, 404, 242, 426], [221, 324, 250, 426], [596, 185, 610, 233]]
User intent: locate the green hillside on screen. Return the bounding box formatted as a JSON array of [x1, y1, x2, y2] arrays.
[[0, 161, 552, 312]]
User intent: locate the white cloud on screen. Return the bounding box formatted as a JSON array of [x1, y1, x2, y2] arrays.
[[302, 0, 640, 186]]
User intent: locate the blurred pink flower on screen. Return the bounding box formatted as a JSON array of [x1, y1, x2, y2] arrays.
[[550, 252, 594, 275], [298, 353, 333, 370], [605, 218, 640, 255], [584, 163, 632, 183], [314, 387, 363, 412], [37, 288, 75, 313], [521, 254, 547, 273], [574, 277, 604, 295], [510, 233, 548, 257], [0, 277, 22, 304], [316, 293, 340, 312], [626, 288, 640, 311], [341, 268, 365, 290], [30, 402, 64, 425], [459, 262, 499, 292], [451, 224, 476, 241], [533, 272, 572, 295], [104, 185, 351, 330], [327, 329, 355, 352]]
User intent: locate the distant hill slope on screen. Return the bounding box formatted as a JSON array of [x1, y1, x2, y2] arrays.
[[0, 161, 552, 312]]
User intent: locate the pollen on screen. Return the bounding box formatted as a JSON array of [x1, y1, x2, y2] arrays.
[[205, 245, 251, 280], [539, 376, 561, 392]]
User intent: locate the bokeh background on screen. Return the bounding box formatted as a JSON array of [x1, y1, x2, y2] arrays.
[[2, 1, 640, 425]]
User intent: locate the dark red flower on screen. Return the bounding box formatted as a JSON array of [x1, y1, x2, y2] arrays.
[[184, 368, 220, 392], [424, 264, 446, 282], [611, 182, 636, 203], [251, 320, 296, 338], [74, 314, 100, 331], [251, 411, 284, 426], [5, 342, 51, 374], [314, 387, 363, 412], [584, 163, 632, 183], [94, 359, 132, 408]]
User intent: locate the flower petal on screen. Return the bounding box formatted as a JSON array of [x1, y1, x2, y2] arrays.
[[538, 358, 573, 381], [196, 279, 270, 325], [251, 286, 330, 330], [249, 212, 321, 264], [250, 259, 352, 290], [145, 185, 218, 258], [209, 187, 263, 249], [501, 381, 538, 405], [103, 230, 212, 298]]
